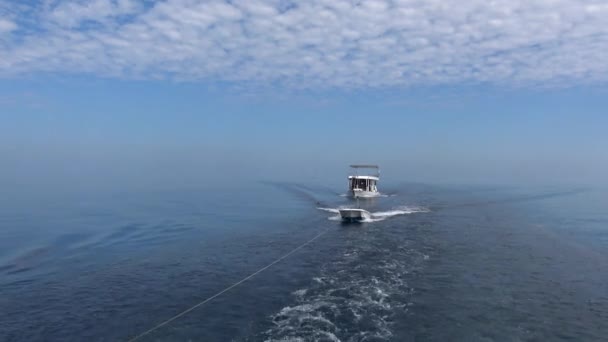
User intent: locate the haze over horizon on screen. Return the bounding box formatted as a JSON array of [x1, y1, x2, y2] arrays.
[[1, 0, 607, 190]]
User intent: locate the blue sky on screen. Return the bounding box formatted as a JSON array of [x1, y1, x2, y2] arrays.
[[1, 0, 607, 189]]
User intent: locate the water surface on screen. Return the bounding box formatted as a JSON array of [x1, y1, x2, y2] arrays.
[[1, 182, 607, 341]]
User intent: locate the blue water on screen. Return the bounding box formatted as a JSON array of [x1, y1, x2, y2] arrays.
[[1, 182, 607, 341]]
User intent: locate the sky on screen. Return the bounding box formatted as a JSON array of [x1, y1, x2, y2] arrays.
[[1, 0, 607, 191]]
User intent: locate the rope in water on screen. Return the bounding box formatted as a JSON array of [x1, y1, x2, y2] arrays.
[[126, 228, 329, 342]]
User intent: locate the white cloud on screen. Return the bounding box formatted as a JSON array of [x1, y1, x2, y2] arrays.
[[0, 18, 16, 33], [47, 0, 143, 28], [0, 0, 607, 88]]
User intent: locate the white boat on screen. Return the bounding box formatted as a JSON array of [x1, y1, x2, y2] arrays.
[[348, 164, 380, 198], [338, 208, 371, 222]]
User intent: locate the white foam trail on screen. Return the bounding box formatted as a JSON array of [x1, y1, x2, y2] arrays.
[[339, 193, 394, 197], [372, 206, 429, 217], [317, 207, 340, 214], [366, 206, 429, 222], [317, 206, 429, 222]]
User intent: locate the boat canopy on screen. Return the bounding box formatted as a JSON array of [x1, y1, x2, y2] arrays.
[[348, 175, 379, 180]]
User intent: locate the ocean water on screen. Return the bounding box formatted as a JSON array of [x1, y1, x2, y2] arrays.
[[1, 182, 607, 341]]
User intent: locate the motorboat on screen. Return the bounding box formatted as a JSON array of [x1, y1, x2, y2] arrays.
[[338, 208, 371, 222], [348, 164, 380, 198]]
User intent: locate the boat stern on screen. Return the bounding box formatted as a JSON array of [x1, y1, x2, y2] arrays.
[[338, 208, 370, 222], [351, 188, 380, 198]]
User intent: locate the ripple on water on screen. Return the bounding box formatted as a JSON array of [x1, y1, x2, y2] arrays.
[[263, 227, 430, 342]]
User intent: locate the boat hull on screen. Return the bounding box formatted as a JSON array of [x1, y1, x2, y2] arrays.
[[339, 208, 371, 222], [350, 189, 380, 198]]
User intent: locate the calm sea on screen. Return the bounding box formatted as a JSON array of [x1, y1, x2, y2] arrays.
[[1, 182, 607, 341]]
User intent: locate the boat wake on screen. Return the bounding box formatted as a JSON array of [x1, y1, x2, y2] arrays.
[[339, 192, 396, 198], [317, 206, 429, 222], [261, 220, 431, 341]]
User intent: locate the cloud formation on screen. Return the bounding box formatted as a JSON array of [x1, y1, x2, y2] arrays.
[[0, 18, 16, 33], [1, 0, 607, 88]]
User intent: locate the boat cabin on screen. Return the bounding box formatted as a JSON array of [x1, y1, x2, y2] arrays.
[[348, 176, 379, 193]]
